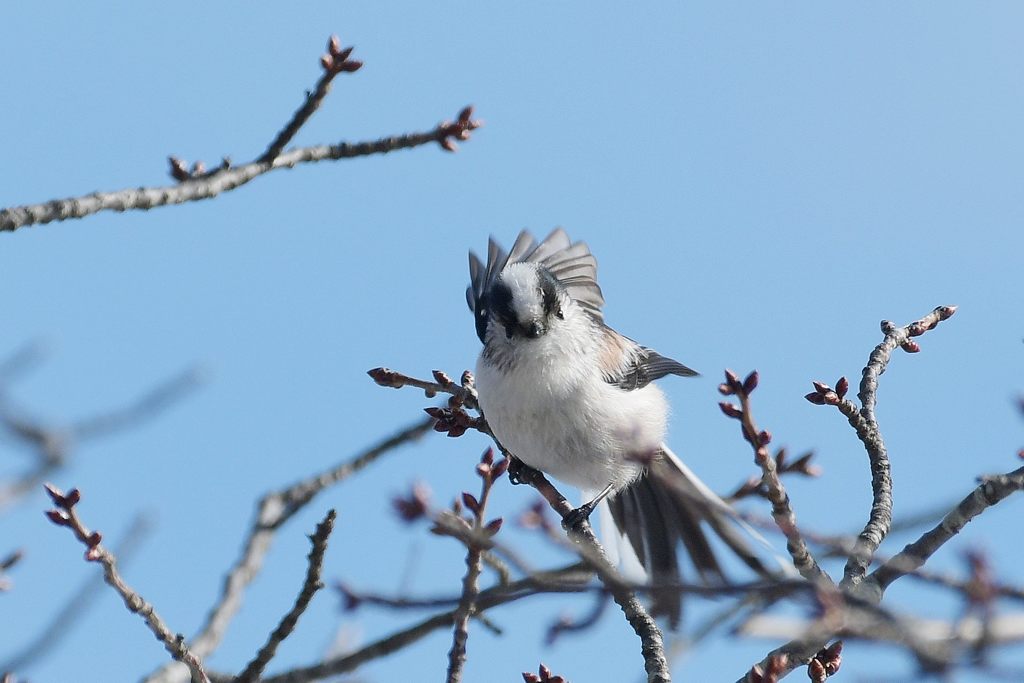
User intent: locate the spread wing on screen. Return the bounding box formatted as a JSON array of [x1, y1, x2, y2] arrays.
[[615, 347, 699, 390], [599, 327, 699, 390], [467, 228, 605, 341]]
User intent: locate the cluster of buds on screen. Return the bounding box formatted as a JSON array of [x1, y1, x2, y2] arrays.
[[804, 377, 849, 406], [729, 448, 820, 500], [522, 663, 567, 683], [719, 370, 772, 456], [320, 35, 363, 74], [392, 449, 507, 543], [746, 654, 788, 683], [807, 641, 843, 682], [430, 449, 506, 543], [167, 155, 230, 182], [424, 404, 483, 438], [43, 484, 103, 561], [895, 304, 958, 353], [437, 105, 483, 152]]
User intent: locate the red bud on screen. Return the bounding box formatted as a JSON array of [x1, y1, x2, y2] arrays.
[[835, 376, 849, 398], [743, 370, 759, 394], [461, 492, 481, 515], [484, 517, 503, 536], [45, 510, 68, 526], [719, 402, 743, 419]]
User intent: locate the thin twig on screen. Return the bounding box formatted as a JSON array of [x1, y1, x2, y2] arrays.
[[236, 509, 337, 683], [719, 370, 830, 586], [210, 566, 592, 683], [0, 36, 480, 234], [260, 36, 364, 162], [742, 305, 961, 680], [43, 485, 209, 683], [144, 416, 432, 683], [1, 514, 151, 673], [806, 305, 958, 589], [445, 451, 502, 683], [871, 466, 1024, 591]]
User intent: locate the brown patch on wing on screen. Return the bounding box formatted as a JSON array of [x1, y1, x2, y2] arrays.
[[598, 326, 638, 381]]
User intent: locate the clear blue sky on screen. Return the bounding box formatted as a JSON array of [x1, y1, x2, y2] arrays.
[[2, 3, 1022, 681]]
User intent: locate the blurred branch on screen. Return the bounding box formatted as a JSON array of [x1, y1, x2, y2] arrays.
[[235, 510, 337, 683], [0, 366, 203, 509], [871, 466, 1024, 592], [0, 35, 480, 234], [43, 485, 209, 683], [144, 416, 433, 683]]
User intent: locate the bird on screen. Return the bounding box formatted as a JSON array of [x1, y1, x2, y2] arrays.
[[466, 228, 775, 624]]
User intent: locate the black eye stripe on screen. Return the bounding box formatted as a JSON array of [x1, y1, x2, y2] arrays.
[[488, 282, 515, 324]]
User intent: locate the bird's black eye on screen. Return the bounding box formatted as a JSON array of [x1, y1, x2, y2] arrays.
[[555, 307, 564, 320]]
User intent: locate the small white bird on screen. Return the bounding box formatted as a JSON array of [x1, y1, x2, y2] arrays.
[[467, 228, 773, 624]]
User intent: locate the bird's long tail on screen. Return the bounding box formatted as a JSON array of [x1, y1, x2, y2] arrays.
[[603, 445, 790, 627]]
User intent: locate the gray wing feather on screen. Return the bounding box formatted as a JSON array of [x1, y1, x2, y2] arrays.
[[466, 227, 606, 323], [611, 346, 699, 391]]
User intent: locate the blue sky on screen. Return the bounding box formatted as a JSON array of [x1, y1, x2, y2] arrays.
[[2, 3, 1023, 681]]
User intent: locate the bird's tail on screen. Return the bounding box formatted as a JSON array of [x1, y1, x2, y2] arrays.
[[603, 445, 789, 627]]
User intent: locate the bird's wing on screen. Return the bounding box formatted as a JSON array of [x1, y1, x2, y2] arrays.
[[467, 229, 606, 339], [597, 327, 699, 390]]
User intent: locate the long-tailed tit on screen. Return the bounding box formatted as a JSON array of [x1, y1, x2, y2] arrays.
[[467, 228, 776, 623]]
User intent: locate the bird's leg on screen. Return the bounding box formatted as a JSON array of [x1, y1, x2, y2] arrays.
[[562, 483, 615, 531], [506, 455, 539, 486]]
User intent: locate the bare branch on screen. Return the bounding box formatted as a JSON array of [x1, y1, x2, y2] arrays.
[[43, 485, 209, 683], [1, 514, 150, 672], [144, 416, 432, 683], [719, 369, 830, 585], [219, 566, 592, 683], [805, 305, 957, 588], [236, 509, 336, 683], [0, 35, 480, 234], [871, 466, 1024, 592], [445, 450, 504, 683], [260, 36, 364, 163]]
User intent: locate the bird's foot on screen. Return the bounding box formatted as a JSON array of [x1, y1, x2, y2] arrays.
[[506, 456, 539, 486], [561, 500, 598, 532]]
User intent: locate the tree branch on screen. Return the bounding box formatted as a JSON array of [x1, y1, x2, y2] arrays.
[[235, 509, 336, 683], [0, 35, 480, 234], [144, 416, 432, 683], [43, 485, 209, 683], [871, 466, 1024, 592]]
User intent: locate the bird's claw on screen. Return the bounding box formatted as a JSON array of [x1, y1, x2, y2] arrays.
[[506, 456, 534, 486], [561, 501, 596, 532]]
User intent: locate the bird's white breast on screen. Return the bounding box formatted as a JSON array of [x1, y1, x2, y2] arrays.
[[475, 329, 669, 494]]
